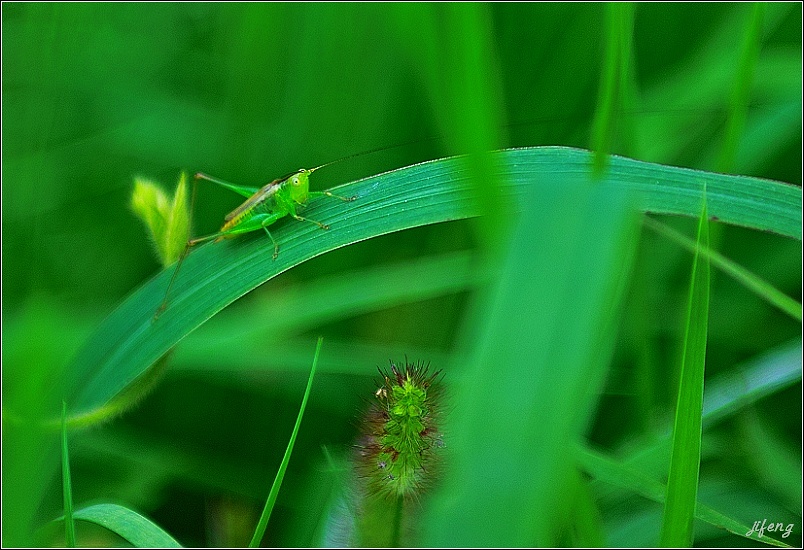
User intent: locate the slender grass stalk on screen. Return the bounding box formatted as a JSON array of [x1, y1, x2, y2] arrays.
[[567, 469, 606, 547], [718, 3, 766, 173], [390, 497, 404, 548], [659, 193, 710, 547], [248, 337, 323, 547], [643, 216, 802, 321], [61, 401, 76, 547], [591, 3, 635, 175]]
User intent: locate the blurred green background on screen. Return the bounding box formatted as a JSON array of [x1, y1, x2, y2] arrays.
[[3, 3, 801, 547]]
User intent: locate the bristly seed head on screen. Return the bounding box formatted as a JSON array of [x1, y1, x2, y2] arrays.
[[356, 360, 443, 499]]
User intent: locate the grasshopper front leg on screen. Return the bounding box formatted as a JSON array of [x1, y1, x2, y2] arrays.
[[284, 196, 332, 232]]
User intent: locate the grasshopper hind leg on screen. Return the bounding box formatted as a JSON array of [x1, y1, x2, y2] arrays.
[[153, 241, 193, 322], [261, 225, 279, 259]]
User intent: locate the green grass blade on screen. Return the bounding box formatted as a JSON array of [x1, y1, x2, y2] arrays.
[[741, 410, 802, 514], [60, 147, 801, 420], [421, 170, 640, 546], [61, 401, 76, 547], [567, 469, 606, 547], [591, 3, 634, 174], [644, 216, 802, 321], [65, 503, 182, 547], [575, 445, 792, 548], [248, 337, 322, 548], [659, 194, 711, 547], [718, 3, 766, 173], [390, 3, 507, 239], [700, 339, 801, 428]]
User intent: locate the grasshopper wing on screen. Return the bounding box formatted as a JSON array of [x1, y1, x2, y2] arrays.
[[223, 179, 283, 223]]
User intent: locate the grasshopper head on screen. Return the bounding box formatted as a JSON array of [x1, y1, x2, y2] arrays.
[[289, 168, 312, 202]]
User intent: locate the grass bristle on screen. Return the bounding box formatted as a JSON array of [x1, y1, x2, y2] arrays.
[[356, 360, 444, 500]]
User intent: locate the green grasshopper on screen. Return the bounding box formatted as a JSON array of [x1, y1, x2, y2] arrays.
[[156, 164, 355, 317]]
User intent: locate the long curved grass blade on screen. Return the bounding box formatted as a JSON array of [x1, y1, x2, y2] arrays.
[[61, 147, 802, 418], [700, 339, 802, 428], [62, 503, 182, 547]]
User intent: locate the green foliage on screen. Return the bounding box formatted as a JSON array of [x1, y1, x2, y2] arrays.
[[3, 3, 800, 548], [718, 3, 766, 173]]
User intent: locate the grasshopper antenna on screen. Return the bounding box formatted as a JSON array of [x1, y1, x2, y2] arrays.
[[304, 138, 431, 175], [304, 160, 357, 202], [307, 158, 342, 174]]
